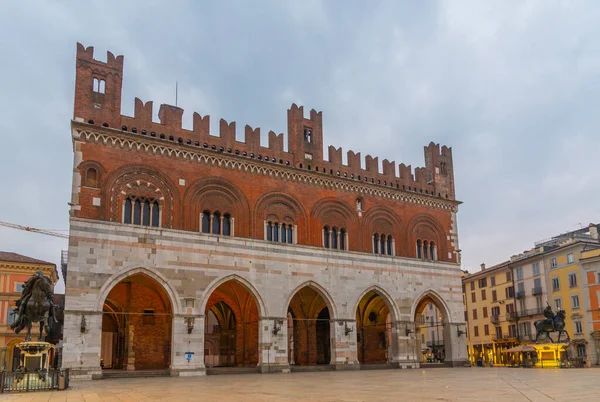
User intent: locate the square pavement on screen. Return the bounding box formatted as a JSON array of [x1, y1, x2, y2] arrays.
[[2, 367, 599, 401]]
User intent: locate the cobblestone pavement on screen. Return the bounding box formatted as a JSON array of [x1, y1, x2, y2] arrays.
[[2, 368, 600, 402]]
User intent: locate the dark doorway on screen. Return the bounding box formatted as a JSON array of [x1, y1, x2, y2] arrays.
[[316, 307, 331, 364]]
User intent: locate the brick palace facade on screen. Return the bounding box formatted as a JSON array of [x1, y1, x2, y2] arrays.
[[62, 43, 468, 379]]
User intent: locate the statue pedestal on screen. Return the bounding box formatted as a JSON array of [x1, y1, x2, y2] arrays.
[[13, 342, 55, 388], [19, 341, 53, 371]]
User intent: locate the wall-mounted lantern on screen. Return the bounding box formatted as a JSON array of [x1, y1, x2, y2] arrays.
[[185, 317, 195, 334]]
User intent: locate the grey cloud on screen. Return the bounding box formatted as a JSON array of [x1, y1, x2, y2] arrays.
[[1, 1, 599, 290]]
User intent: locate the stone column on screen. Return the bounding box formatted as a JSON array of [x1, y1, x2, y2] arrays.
[[209, 214, 214, 234], [392, 239, 396, 256], [392, 321, 419, 368], [219, 215, 224, 235], [444, 322, 469, 367], [170, 315, 206, 376], [258, 317, 290, 373], [264, 220, 268, 240], [126, 325, 135, 370], [331, 320, 360, 370], [61, 311, 103, 380], [199, 212, 204, 232], [231, 217, 235, 236], [345, 232, 349, 251]]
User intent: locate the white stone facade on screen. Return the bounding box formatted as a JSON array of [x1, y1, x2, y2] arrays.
[[62, 218, 467, 379]]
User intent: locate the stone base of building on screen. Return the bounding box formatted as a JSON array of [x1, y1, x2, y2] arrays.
[[260, 363, 290, 373], [68, 368, 103, 381], [334, 363, 361, 371], [170, 367, 206, 377]]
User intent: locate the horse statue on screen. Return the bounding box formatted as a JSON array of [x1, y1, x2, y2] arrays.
[[534, 305, 569, 343], [10, 270, 57, 342]]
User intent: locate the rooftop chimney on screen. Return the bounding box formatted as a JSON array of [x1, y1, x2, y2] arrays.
[[589, 224, 598, 240], [480, 263, 486, 271]]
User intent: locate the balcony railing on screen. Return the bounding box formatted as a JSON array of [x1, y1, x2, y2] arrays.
[[516, 290, 526, 299], [493, 334, 516, 341], [490, 315, 500, 324], [532, 287, 543, 295], [515, 308, 544, 318], [426, 340, 444, 347], [506, 312, 518, 321]]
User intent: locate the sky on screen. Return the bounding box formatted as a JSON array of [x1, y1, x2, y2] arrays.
[[1, 1, 600, 293]]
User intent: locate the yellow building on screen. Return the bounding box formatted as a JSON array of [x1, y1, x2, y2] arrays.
[[0, 251, 57, 372], [462, 262, 517, 366], [543, 239, 598, 359]]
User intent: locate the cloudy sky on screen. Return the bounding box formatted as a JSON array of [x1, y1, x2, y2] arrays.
[[1, 1, 599, 292]]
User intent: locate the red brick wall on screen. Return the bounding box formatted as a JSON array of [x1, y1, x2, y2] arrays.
[[103, 280, 172, 370], [76, 138, 455, 260]]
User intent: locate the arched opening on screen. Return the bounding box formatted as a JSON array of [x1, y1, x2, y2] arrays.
[[101, 273, 173, 371], [5, 339, 25, 372], [287, 286, 332, 366], [86, 167, 98, 188], [413, 294, 449, 366], [204, 280, 260, 367], [356, 290, 393, 364]]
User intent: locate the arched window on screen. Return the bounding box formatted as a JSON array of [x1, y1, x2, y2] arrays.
[[142, 200, 150, 226], [99, 79, 106, 94], [265, 220, 293, 243], [430, 241, 437, 261], [416, 240, 422, 259], [281, 224, 287, 243], [152, 201, 160, 227], [373, 233, 379, 254], [92, 77, 99, 92], [340, 228, 346, 250], [133, 199, 141, 225], [212, 212, 221, 235], [387, 235, 393, 256], [380, 235, 385, 255], [331, 227, 338, 249], [201, 211, 210, 233], [323, 226, 330, 248], [223, 214, 231, 236], [123, 196, 160, 227], [124, 198, 132, 223], [86, 168, 98, 188]]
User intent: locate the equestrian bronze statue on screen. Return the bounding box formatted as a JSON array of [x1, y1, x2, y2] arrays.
[[534, 305, 569, 343], [10, 270, 57, 342]]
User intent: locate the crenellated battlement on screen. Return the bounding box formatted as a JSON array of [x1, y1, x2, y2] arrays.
[[73, 43, 456, 200]]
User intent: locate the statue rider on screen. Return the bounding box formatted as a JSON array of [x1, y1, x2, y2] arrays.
[[543, 304, 556, 331], [10, 270, 54, 332]]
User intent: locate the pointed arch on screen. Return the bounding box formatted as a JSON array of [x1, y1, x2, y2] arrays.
[[410, 289, 452, 323], [407, 214, 448, 261], [95, 265, 182, 314], [102, 165, 179, 228], [254, 192, 308, 242], [352, 285, 400, 322], [283, 280, 337, 319], [182, 176, 251, 236], [199, 274, 267, 318]]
